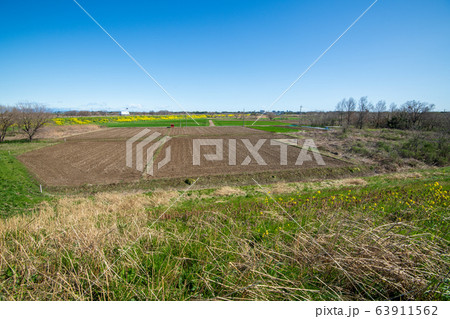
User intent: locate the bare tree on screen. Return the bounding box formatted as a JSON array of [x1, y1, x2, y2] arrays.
[[400, 100, 434, 129], [389, 103, 397, 113], [0, 105, 16, 142], [16, 103, 52, 141], [266, 112, 276, 120], [345, 97, 356, 126], [356, 96, 372, 129], [374, 100, 386, 128], [335, 99, 345, 126]]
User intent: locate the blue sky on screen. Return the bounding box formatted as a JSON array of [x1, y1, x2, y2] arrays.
[[1, 0, 449, 112]]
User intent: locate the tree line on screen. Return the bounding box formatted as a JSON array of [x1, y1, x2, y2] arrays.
[[0, 103, 52, 142], [334, 97, 438, 130]]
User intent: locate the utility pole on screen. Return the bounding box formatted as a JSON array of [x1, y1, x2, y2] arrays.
[[242, 107, 245, 127]]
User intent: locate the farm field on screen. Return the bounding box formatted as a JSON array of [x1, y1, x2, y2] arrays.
[[18, 126, 349, 187], [104, 118, 210, 127], [1, 124, 448, 301], [51, 114, 213, 126], [49, 115, 278, 128], [212, 119, 287, 126], [52, 117, 293, 128]]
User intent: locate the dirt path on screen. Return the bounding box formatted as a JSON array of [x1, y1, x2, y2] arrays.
[[209, 120, 215, 127]]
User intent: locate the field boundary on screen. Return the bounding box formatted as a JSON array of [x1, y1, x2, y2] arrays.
[[43, 165, 375, 195]]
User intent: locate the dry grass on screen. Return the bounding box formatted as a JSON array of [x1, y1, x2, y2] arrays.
[[0, 175, 448, 301], [270, 183, 296, 194], [0, 193, 153, 300], [329, 178, 367, 187], [38, 125, 104, 139], [212, 186, 245, 197], [291, 216, 444, 300], [385, 172, 423, 180], [149, 190, 180, 206], [263, 178, 368, 194], [6, 125, 104, 141]]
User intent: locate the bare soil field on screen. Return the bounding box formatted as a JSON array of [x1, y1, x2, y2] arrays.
[[6, 124, 104, 140], [65, 126, 265, 140], [19, 127, 350, 187]]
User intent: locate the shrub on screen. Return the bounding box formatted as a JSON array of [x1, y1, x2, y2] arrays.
[[399, 134, 450, 166]]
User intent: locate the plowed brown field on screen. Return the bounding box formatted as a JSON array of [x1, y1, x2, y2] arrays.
[[18, 127, 349, 186]]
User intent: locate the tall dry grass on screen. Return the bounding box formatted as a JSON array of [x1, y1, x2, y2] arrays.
[[0, 187, 448, 300]]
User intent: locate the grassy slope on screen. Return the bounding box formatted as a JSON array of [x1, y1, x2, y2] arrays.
[[0, 167, 448, 300], [347, 129, 450, 166], [0, 141, 54, 218]]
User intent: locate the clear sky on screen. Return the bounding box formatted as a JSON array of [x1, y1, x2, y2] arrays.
[[1, 0, 449, 112]]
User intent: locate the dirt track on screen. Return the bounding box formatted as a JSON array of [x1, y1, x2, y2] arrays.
[[19, 127, 350, 187]]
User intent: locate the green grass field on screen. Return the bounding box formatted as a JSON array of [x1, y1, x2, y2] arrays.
[[250, 126, 300, 133], [0, 141, 54, 218], [212, 120, 287, 126], [275, 117, 299, 120], [104, 118, 210, 127]]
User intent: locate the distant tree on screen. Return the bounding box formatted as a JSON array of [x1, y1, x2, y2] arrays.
[[16, 103, 52, 141], [401, 100, 434, 129], [356, 96, 372, 129], [64, 110, 79, 116], [345, 97, 356, 126], [335, 99, 346, 126], [374, 100, 387, 127], [389, 103, 397, 113], [0, 105, 16, 142], [77, 111, 90, 117], [266, 112, 276, 120], [385, 102, 398, 123]]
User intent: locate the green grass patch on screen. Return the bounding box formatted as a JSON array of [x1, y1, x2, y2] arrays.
[[274, 117, 299, 120], [213, 120, 287, 126], [104, 118, 209, 127], [250, 126, 300, 133], [0, 141, 53, 218]]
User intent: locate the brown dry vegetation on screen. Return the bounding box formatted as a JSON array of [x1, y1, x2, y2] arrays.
[[6, 124, 104, 141], [293, 128, 449, 169], [212, 186, 245, 197], [0, 171, 448, 300]]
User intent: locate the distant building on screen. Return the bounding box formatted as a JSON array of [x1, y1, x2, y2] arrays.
[[121, 110, 130, 116]]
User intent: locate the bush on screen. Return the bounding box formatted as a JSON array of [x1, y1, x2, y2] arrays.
[[184, 178, 196, 185], [399, 134, 450, 166], [350, 142, 372, 157], [376, 141, 391, 153]]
